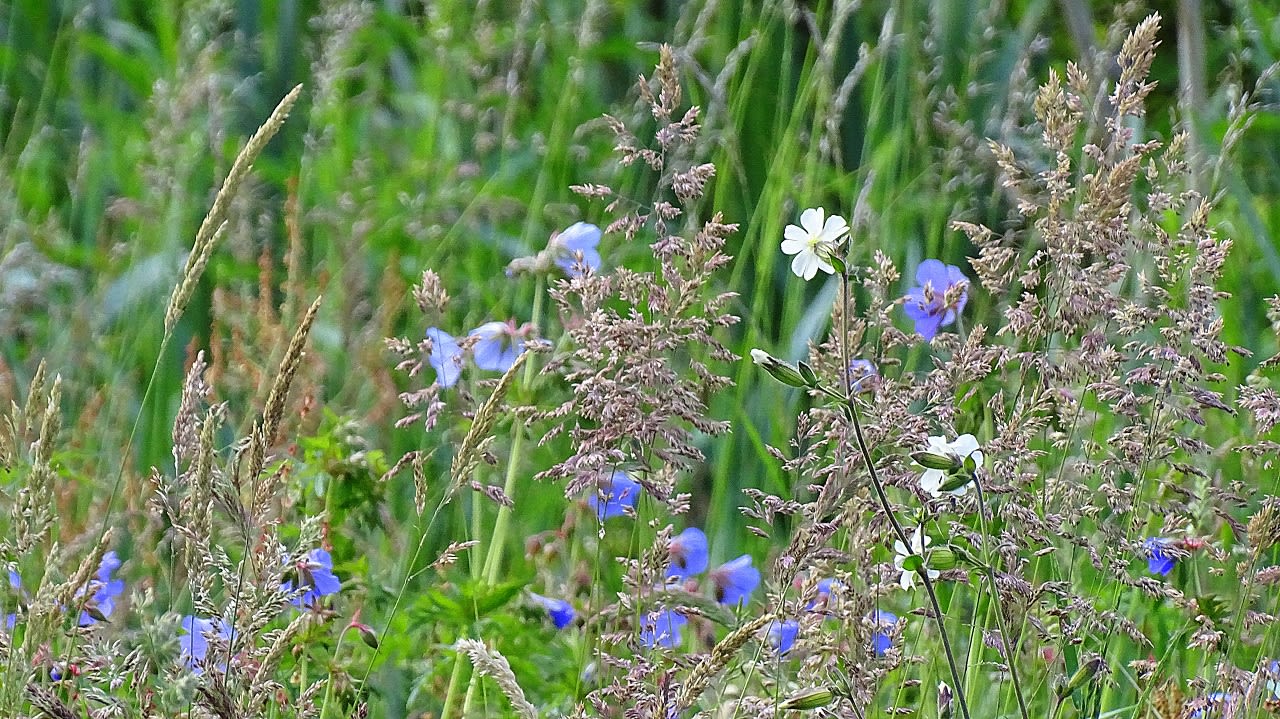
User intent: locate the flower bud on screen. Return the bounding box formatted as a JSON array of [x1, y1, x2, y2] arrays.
[[797, 361, 819, 387], [750, 349, 809, 388], [1057, 654, 1105, 698], [352, 622, 380, 649], [937, 471, 975, 493], [938, 681, 954, 719], [781, 687, 835, 710], [930, 546, 958, 570], [912, 451, 960, 471]]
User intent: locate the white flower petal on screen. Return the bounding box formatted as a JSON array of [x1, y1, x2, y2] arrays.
[[950, 434, 980, 458], [900, 572, 914, 591], [820, 214, 849, 241], [780, 238, 807, 255], [792, 252, 819, 280], [815, 255, 836, 275], [783, 224, 808, 242], [799, 207, 824, 235], [920, 469, 944, 496], [926, 436, 950, 453]]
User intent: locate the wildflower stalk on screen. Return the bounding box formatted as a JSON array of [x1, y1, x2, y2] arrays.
[[318, 626, 350, 719], [480, 275, 546, 585], [834, 270, 973, 719], [440, 643, 469, 719], [971, 478, 1031, 719]]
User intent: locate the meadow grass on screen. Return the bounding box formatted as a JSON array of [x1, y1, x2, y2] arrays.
[[3, 2, 1280, 718]]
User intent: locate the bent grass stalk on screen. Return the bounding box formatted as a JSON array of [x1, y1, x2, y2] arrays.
[[59, 84, 303, 692]]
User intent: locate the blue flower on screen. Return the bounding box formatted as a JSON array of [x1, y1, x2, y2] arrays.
[[78, 551, 125, 626], [530, 593, 576, 629], [470, 321, 525, 373], [1144, 537, 1176, 576], [179, 615, 235, 673], [903, 259, 969, 341], [848, 359, 877, 393], [552, 222, 602, 277], [1189, 692, 1237, 719], [427, 327, 464, 387], [5, 569, 20, 630], [710, 555, 760, 606], [805, 578, 841, 611], [640, 609, 687, 649], [286, 549, 342, 608], [765, 619, 800, 655], [667, 528, 709, 580], [588, 471, 641, 520], [871, 610, 898, 657]]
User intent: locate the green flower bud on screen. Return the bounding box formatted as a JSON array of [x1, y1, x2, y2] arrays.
[[353, 622, 380, 649], [930, 547, 957, 570], [937, 471, 975, 493], [1057, 655, 1105, 698], [781, 687, 835, 710], [912, 451, 961, 471], [750, 349, 809, 388], [797, 361, 819, 387]]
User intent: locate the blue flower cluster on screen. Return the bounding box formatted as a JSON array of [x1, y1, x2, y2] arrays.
[[427, 222, 602, 388], [181, 546, 341, 672], [427, 321, 529, 388], [6, 551, 125, 630], [765, 579, 898, 656], [527, 525, 765, 650]]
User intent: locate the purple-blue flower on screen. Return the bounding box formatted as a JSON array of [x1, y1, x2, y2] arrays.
[[588, 471, 641, 520], [5, 569, 20, 630], [903, 259, 969, 341], [640, 609, 687, 649], [427, 327, 464, 387], [848, 359, 877, 393], [530, 593, 576, 629], [78, 551, 125, 626], [805, 578, 841, 612], [470, 321, 525, 373], [285, 549, 342, 608], [710, 555, 760, 606], [1144, 537, 1176, 576], [551, 222, 602, 277], [871, 610, 898, 657], [765, 619, 800, 655], [179, 615, 235, 673], [667, 528, 709, 580], [1189, 692, 1236, 719]]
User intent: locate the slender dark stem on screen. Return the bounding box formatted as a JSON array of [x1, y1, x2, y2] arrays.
[[972, 479, 1031, 719], [845, 403, 972, 719], [836, 270, 972, 719]]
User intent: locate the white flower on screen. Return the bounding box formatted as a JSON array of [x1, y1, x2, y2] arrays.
[[750, 348, 770, 365], [781, 207, 849, 280], [893, 527, 940, 591], [918, 434, 983, 498]]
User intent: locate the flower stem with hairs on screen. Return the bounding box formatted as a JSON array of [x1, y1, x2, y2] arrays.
[[834, 270, 973, 719]]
